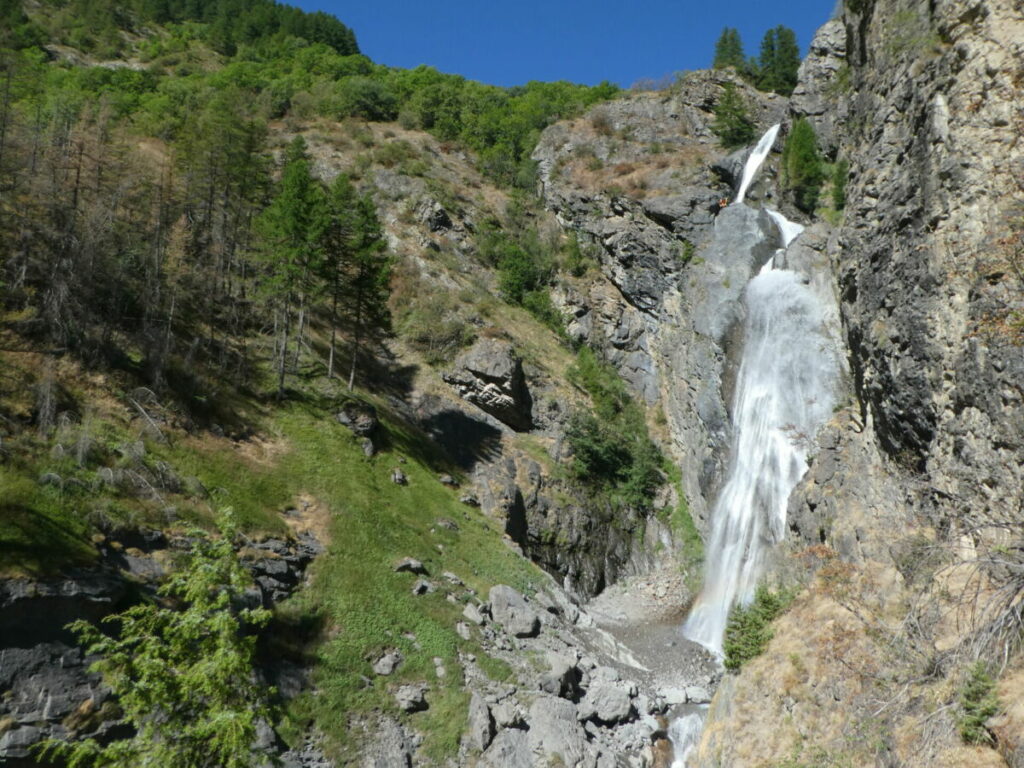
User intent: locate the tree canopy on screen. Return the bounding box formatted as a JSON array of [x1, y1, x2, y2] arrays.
[[712, 28, 746, 70]]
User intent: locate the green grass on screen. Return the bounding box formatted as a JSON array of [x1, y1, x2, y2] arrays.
[[250, 401, 541, 761], [0, 464, 97, 575]]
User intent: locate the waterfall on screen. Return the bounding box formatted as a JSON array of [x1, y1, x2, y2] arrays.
[[682, 266, 838, 654], [669, 709, 707, 768], [669, 125, 838, 765], [733, 124, 780, 204]]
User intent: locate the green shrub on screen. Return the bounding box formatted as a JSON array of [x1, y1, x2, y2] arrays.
[[723, 585, 794, 671], [959, 661, 1000, 745], [565, 347, 662, 510], [781, 118, 824, 213]]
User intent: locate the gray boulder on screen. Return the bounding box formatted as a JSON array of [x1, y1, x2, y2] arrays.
[[393, 684, 428, 713], [488, 585, 540, 638], [443, 338, 533, 431], [526, 696, 589, 766], [360, 717, 413, 768], [466, 692, 494, 751], [579, 682, 635, 725], [480, 727, 532, 768]]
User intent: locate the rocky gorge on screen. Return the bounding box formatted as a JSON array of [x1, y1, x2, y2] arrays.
[[2, 0, 1024, 766]]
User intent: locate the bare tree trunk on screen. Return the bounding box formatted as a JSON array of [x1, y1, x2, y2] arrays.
[[277, 301, 290, 399]]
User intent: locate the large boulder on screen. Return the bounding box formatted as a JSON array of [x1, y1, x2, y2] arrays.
[[480, 728, 532, 768], [443, 338, 533, 431], [526, 696, 589, 766], [488, 585, 540, 638]]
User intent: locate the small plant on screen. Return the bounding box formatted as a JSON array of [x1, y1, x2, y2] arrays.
[[723, 585, 794, 670], [958, 661, 1000, 745]]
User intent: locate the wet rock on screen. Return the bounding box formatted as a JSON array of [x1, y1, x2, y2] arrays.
[[488, 585, 540, 638]]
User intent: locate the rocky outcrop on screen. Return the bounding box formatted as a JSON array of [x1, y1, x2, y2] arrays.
[[789, 19, 848, 157], [443, 338, 533, 431]]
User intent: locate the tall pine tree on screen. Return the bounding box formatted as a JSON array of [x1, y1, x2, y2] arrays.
[[781, 118, 824, 213], [338, 192, 391, 391], [256, 136, 328, 398], [757, 26, 800, 95], [712, 28, 746, 70]]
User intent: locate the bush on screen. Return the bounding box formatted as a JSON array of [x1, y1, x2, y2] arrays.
[[565, 347, 663, 509], [336, 76, 398, 121], [781, 118, 824, 213], [959, 661, 1000, 745], [723, 585, 794, 671]]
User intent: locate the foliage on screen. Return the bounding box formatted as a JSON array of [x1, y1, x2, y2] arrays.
[[958, 661, 1000, 745], [712, 28, 747, 70], [565, 347, 662, 509], [781, 118, 824, 213], [757, 26, 801, 95], [723, 585, 794, 671], [712, 83, 756, 149], [36, 510, 275, 768]]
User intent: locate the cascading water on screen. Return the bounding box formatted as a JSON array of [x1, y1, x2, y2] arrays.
[[733, 124, 780, 205], [668, 125, 839, 765], [681, 267, 838, 654]]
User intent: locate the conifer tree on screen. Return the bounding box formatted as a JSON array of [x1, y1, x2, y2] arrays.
[[712, 83, 756, 149], [757, 26, 800, 95], [320, 173, 358, 380], [339, 193, 391, 391], [256, 136, 328, 398], [781, 118, 824, 213], [712, 28, 746, 70], [36, 511, 274, 768]]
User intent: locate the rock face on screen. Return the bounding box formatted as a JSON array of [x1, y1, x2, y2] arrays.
[[443, 338, 533, 431]]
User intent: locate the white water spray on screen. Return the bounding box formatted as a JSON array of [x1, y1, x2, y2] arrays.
[[734, 124, 780, 204], [669, 709, 707, 768], [766, 209, 805, 248], [682, 267, 837, 653]]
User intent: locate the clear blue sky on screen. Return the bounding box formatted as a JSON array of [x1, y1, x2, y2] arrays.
[[293, 1, 837, 87]]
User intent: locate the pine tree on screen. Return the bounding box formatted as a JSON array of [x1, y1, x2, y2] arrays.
[[712, 28, 746, 70], [712, 82, 756, 149], [320, 173, 358, 380], [256, 136, 328, 398], [36, 511, 275, 768], [339, 193, 391, 391], [781, 118, 824, 213], [757, 26, 800, 95]]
